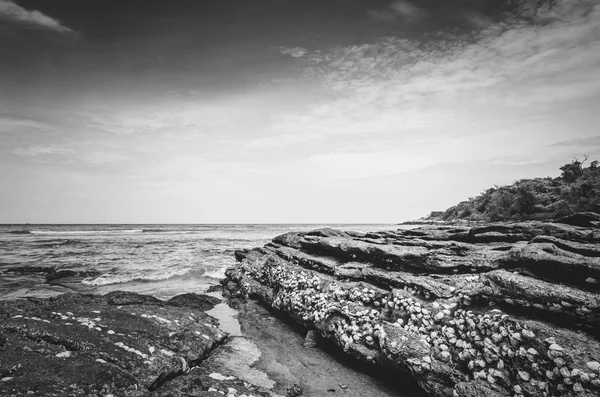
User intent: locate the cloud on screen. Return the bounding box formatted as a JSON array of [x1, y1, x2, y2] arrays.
[[71, 111, 208, 137], [0, 0, 73, 33], [549, 135, 600, 147], [257, 0, 600, 185], [389, 0, 427, 22], [280, 46, 308, 58], [369, 0, 427, 23], [165, 90, 197, 98], [280, 0, 600, 118], [0, 114, 55, 135], [14, 144, 74, 156], [462, 10, 494, 29]]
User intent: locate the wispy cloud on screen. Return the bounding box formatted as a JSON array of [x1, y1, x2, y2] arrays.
[[0, 0, 73, 33], [462, 10, 494, 29], [14, 144, 74, 156], [263, 0, 600, 185], [549, 135, 600, 147], [388, 0, 427, 22], [369, 0, 427, 23], [0, 114, 56, 136], [292, 13, 599, 102], [280, 46, 308, 58], [277, 0, 600, 139]]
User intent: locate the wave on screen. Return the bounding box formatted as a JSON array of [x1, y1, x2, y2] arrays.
[[141, 229, 230, 234], [35, 239, 81, 248], [203, 267, 227, 280], [6, 230, 31, 235], [30, 230, 143, 235], [81, 268, 199, 286], [198, 237, 266, 242], [141, 229, 196, 234]]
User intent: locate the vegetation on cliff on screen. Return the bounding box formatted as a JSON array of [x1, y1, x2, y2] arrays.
[[431, 158, 600, 222]]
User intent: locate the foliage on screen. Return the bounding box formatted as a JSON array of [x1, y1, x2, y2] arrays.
[[433, 159, 600, 222]]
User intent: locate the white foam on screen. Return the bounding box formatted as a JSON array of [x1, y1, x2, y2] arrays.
[[30, 230, 143, 235], [203, 267, 227, 279], [209, 373, 235, 381], [81, 268, 192, 286]]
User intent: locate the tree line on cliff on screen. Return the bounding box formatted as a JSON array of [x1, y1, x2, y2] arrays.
[[430, 158, 600, 222]]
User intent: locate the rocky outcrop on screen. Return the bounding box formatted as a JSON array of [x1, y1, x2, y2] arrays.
[[224, 222, 600, 397], [0, 291, 275, 396]]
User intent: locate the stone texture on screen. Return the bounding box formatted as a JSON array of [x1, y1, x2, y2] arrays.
[[0, 291, 271, 396], [224, 221, 600, 397]]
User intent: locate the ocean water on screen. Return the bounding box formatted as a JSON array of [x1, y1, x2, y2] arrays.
[[0, 224, 406, 301]]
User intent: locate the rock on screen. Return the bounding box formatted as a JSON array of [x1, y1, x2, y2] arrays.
[[104, 290, 164, 306], [235, 248, 252, 262], [587, 361, 600, 373], [0, 266, 100, 295], [168, 293, 221, 311], [152, 363, 276, 397], [270, 245, 341, 274], [286, 383, 303, 397], [0, 291, 270, 396], [272, 232, 305, 249], [302, 330, 318, 348], [502, 242, 600, 289], [224, 222, 600, 397], [532, 235, 600, 257], [554, 212, 600, 228], [295, 232, 503, 273], [45, 269, 101, 283], [475, 269, 600, 333]]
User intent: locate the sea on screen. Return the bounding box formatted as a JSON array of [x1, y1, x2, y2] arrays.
[[0, 224, 407, 301]]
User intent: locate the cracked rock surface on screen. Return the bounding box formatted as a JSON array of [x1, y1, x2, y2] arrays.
[[224, 221, 600, 397], [0, 291, 272, 396]]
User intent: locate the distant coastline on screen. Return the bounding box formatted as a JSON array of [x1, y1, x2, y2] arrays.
[[403, 159, 599, 226]]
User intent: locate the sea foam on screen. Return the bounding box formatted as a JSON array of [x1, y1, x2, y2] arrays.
[[81, 268, 195, 286]]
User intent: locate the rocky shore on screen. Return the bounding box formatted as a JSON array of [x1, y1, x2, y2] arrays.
[[0, 287, 403, 396], [224, 217, 600, 397], [3, 216, 599, 396], [0, 291, 278, 396]]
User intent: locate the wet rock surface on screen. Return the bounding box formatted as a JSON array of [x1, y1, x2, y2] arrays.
[[232, 299, 413, 397], [0, 291, 274, 396], [0, 266, 99, 298], [224, 221, 600, 397]]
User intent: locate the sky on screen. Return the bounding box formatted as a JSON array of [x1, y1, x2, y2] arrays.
[[0, 0, 599, 223]]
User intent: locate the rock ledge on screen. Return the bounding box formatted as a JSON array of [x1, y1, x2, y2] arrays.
[[0, 291, 275, 397], [224, 222, 600, 397]]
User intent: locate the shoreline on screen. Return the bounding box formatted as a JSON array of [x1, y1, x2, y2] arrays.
[[2, 217, 599, 396], [0, 287, 408, 396]]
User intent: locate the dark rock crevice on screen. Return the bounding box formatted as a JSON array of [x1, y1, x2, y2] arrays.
[[148, 333, 233, 392]]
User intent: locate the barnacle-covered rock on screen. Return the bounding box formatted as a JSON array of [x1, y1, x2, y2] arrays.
[[225, 222, 600, 397]]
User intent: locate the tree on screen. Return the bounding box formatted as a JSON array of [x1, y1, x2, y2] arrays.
[[560, 159, 584, 183], [515, 182, 537, 215], [433, 158, 599, 222]]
